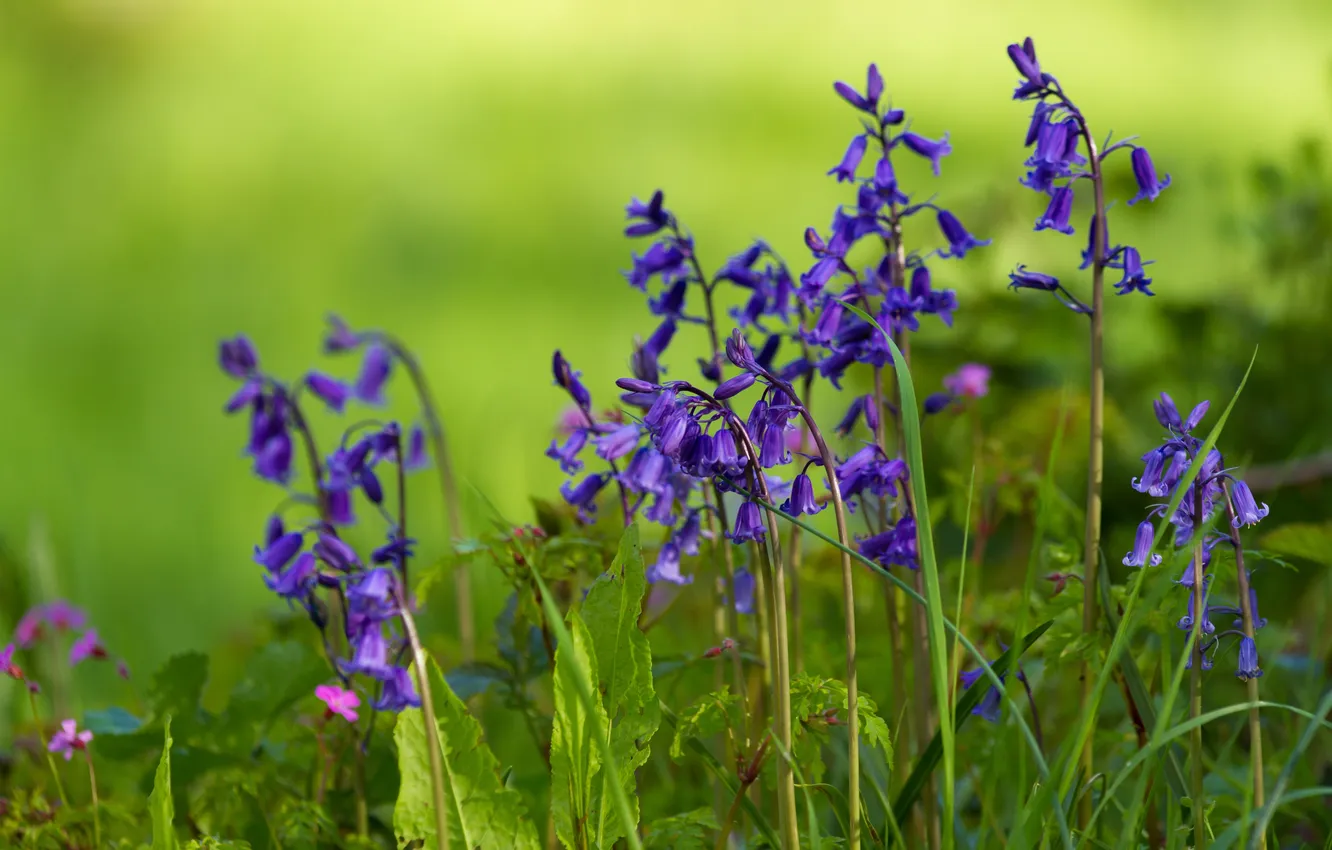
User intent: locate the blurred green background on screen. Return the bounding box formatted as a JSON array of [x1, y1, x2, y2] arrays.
[[2, 0, 1331, 683]]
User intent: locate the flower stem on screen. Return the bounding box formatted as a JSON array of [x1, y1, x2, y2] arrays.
[[1224, 485, 1265, 850], [384, 337, 475, 661], [728, 419, 798, 850], [27, 688, 67, 807], [85, 752, 101, 849], [1189, 483, 1207, 850], [1075, 119, 1108, 832], [392, 436, 450, 850]]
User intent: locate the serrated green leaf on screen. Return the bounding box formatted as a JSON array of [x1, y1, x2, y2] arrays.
[[393, 656, 540, 850], [580, 523, 660, 848], [788, 674, 891, 783], [644, 807, 718, 850], [150, 717, 178, 850], [669, 688, 739, 761], [1259, 522, 1332, 566], [551, 609, 608, 850]]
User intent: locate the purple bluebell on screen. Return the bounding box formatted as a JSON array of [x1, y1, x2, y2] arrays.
[[872, 155, 908, 206], [1034, 186, 1075, 235], [781, 473, 825, 516], [1176, 576, 1216, 635], [648, 541, 694, 585], [648, 279, 688, 319], [833, 64, 882, 113], [327, 490, 355, 525], [219, 335, 259, 378], [373, 666, 422, 711], [594, 424, 640, 461], [1007, 265, 1060, 292], [305, 372, 350, 412], [829, 135, 868, 182], [936, 210, 991, 259], [1007, 38, 1045, 99], [360, 465, 384, 505], [758, 422, 791, 469], [859, 517, 918, 569], [1079, 216, 1102, 270], [1113, 247, 1154, 296], [353, 345, 392, 405], [626, 241, 691, 291], [561, 473, 609, 520], [1127, 148, 1171, 205], [264, 552, 317, 599], [900, 132, 952, 176], [1229, 481, 1269, 527], [729, 501, 766, 543], [713, 429, 746, 477], [313, 533, 360, 572], [404, 425, 428, 472], [1234, 585, 1267, 630], [715, 372, 757, 400], [1235, 636, 1262, 681], [733, 568, 756, 615], [323, 314, 362, 353], [372, 534, 416, 568], [552, 351, 592, 411], [255, 530, 304, 573], [725, 329, 760, 373], [958, 667, 1004, 722], [1122, 520, 1163, 567], [625, 190, 671, 237], [254, 430, 294, 484], [924, 392, 953, 415]]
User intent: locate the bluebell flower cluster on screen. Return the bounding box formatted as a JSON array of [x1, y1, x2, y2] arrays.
[[1124, 393, 1271, 680], [546, 64, 996, 603], [219, 324, 437, 712], [1003, 37, 1171, 310]]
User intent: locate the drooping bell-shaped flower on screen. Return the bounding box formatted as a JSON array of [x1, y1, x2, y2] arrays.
[[1236, 636, 1263, 681], [781, 474, 825, 517], [1034, 186, 1075, 235], [1127, 147, 1171, 205], [900, 132, 952, 176], [936, 210, 991, 259], [1122, 520, 1163, 567], [828, 135, 868, 183], [1229, 480, 1269, 527], [353, 345, 392, 405], [1113, 247, 1155, 296], [729, 501, 766, 543]]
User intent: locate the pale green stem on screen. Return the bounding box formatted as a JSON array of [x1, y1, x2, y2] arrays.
[[28, 688, 67, 806], [85, 751, 101, 849], [1189, 482, 1207, 850], [1224, 485, 1265, 850]]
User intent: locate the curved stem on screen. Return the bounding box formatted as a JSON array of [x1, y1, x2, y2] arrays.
[[384, 337, 474, 662], [86, 752, 101, 849], [1224, 485, 1265, 850], [1075, 118, 1108, 833]]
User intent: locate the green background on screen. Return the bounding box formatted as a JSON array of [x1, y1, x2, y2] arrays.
[[1, 0, 1330, 680]]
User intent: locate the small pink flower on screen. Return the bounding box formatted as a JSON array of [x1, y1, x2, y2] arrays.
[[315, 684, 360, 723], [556, 405, 587, 437], [44, 601, 88, 633], [0, 643, 22, 680], [15, 600, 88, 648], [943, 363, 991, 399], [69, 630, 108, 667], [48, 719, 93, 760], [15, 608, 45, 648], [116, 660, 132, 680]]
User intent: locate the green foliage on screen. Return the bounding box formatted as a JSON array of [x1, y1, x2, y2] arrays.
[[393, 656, 541, 850], [551, 609, 609, 850], [1260, 522, 1332, 566], [788, 674, 892, 784], [670, 688, 741, 761], [643, 807, 718, 850], [150, 717, 178, 850]]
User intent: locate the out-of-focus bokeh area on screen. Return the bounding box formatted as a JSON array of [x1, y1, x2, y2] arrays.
[[3, 0, 1332, 686]]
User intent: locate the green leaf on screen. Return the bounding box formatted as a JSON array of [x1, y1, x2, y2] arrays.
[[787, 674, 892, 784], [1259, 522, 1332, 566], [394, 656, 541, 850], [149, 653, 210, 736], [83, 707, 144, 736], [149, 717, 178, 850], [579, 523, 660, 848], [643, 807, 718, 850], [214, 641, 326, 751], [551, 609, 608, 850], [669, 688, 740, 761]]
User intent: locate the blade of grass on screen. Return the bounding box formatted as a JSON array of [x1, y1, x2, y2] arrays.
[[892, 620, 1055, 835], [951, 466, 976, 694], [838, 299, 958, 850], [1247, 690, 1332, 846], [1052, 348, 1258, 813]]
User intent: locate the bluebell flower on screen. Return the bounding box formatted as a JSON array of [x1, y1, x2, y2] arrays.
[[305, 372, 349, 412], [360, 465, 384, 504], [328, 490, 355, 525], [759, 423, 791, 469], [900, 132, 952, 176], [552, 351, 592, 410], [935, 210, 991, 259], [625, 190, 671, 237], [373, 665, 421, 711], [1234, 585, 1267, 630], [733, 568, 756, 615], [715, 372, 757, 400], [833, 64, 882, 113], [1008, 265, 1060, 291], [340, 623, 391, 679], [264, 552, 317, 599], [958, 667, 1005, 722], [595, 424, 641, 462], [1176, 576, 1216, 635], [313, 533, 360, 572], [729, 501, 766, 543], [254, 429, 294, 484], [1007, 37, 1045, 99], [1078, 215, 1101, 269], [1127, 148, 1171, 205], [1122, 520, 1163, 567], [1034, 186, 1075, 235], [713, 429, 746, 477], [404, 425, 429, 472], [1113, 247, 1154, 296], [255, 529, 304, 573], [372, 534, 416, 568], [873, 155, 908, 206], [829, 135, 868, 182], [648, 278, 689, 319], [781, 473, 825, 517], [561, 473, 609, 520], [648, 541, 694, 585], [859, 517, 918, 569], [676, 511, 703, 555], [625, 240, 691, 292], [354, 345, 392, 405], [323, 314, 362, 353], [1229, 480, 1269, 527], [924, 392, 953, 414], [1236, 636, 1262, 681], [219, 335, 259, 378], [546, 431, 587, 474]]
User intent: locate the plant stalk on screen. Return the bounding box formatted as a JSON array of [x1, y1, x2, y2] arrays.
[[1189, 482, 1207, 850], [28, 688, 68, 806], [1224, 485, 1265, 850], [1076, 122, 1108, 831], [86, 752, 101, 849]]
